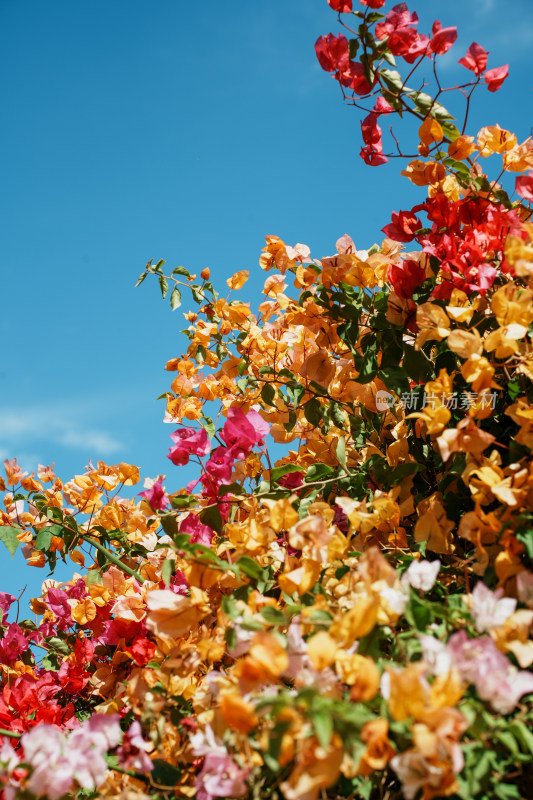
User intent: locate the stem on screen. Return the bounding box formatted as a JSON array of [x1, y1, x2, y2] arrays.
[[0, 728, 21, 739], [80, 536, 145, 583]]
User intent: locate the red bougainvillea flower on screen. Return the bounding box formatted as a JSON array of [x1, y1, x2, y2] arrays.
[[516, 173, 533, 202], [429, 20, 457, 55], [382, 210, 422, 242], [327, 0, 352, 11], [360, 144, 389, 165], [361, 114, 383, 146], [388, 260, 426, 298], [458, 42, 488, 75], [375, 3, 419, 40], [315, 34, 350, 73], [360, 0, 386, 7], [485, 64, 509, 92], [338, 61, 375, 95], [372, 96, 394, 115], [402, 33, 429, 63]]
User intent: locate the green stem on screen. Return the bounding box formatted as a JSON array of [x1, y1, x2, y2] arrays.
[[0, 728, 21, 739], [81, 536, 144, 583]]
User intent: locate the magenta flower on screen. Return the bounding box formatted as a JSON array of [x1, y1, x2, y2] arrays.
[[139, 476, 170, 511], [168, 427, 211, 466], [117, 720, 153, 773], [221, 407, 269, 459], [179, 513, 213, 546]]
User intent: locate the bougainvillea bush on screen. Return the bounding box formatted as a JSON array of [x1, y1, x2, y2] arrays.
[[1, 1, 533, 798]]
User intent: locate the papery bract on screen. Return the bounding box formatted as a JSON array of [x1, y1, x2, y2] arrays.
[[485, 64, 509, 92], [458, 42, 488, 75]]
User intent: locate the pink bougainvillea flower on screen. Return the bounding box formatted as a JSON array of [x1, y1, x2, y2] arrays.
[[196, 753, 249, 800], [458, 42, 488, 75], [0, 624, 28, 665], [429, 20, 457, 55], [117, 720, 153, 773], [402, 33, 429, 63], [485, 64, 509, 92], [469, 582, 516, 633], [372, 96, 394, 115], [382, 210, 422, 243], [138, 476, 170, 511], [168, 427, 211, 466], [205, 446, 235, 483], [516, 172, 533, 202], [327, 0, 352, 11], [221, 408, 269, 458], [179, 513, 214, 546], [315, 34, 350, 73], [0, 592, 16, 621]]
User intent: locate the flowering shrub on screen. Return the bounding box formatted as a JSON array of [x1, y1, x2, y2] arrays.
[[1, 2, 533, 799]]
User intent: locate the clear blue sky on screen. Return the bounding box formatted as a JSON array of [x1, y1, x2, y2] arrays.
[[1, 0, 531, 600]]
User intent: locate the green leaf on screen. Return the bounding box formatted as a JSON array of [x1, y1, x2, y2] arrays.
[[236, 556, 263, 580], [270, 464, 305, 485], [408, 91, 454, 121], [378, 365, 410, 397], [403, 344, 433, 383], [171, 266, 190, 277], [160, 514, 179, 537], [45, 636, 71, 655], [508, 720, 533, 754], [151, 759, 182, 787], [261, 384, 276, 407], [330, 402, 347, 430], [170, 494, 197, 509], [304, 398, 323, 427], [35, 528, 54, 551], [0, 526, 21, 557], [134, 272, 147, 287], [161, 558, 175, 588], [440, 120, 461, 141], [170, 286, 182, 310], [199, 506, 223, 535], [159, 275, 169, 299], [379, 68, 403, 92], [260, 606, 287, 625], [348, 39, 359, 59], [336, 437, 347, 471], [311, 711, 333, 748], [305, 463, 335, 482]]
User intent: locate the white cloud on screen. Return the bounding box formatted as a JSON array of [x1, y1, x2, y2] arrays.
[[0, 402, 122, 462]]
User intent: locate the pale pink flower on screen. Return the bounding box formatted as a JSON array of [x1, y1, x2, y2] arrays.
[[390, 751, 445, 800], [403, 559, 440, 592], [196, 753, 249, 800], [418, 635, 452, 675], [469, 582, 516, 633], [117, 720, 153, 773]]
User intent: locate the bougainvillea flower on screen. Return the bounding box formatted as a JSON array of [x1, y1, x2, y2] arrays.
[[375, 3, 419, 40], [516, 172, 533, 202], [361, 144, 389, 165], [168, 427, 211, 465], [221, 408, 269, 458], [403, 559, 440, 591], [361, 113, 383, 146], [458, 42, 488, 75], [469, 582, 516, 633], [360, 0, 386, 7], [429, 21, 457, 55], [327, 0, 352, 11], [0, 592, 15, 621], [485, 64, 509, 92], [382, 210, 422, 243], [338, 61, 374, 95], [179, 513, 214, 546], [138, 476, 170, 511], [388, 260, 426, 299], [196, 753, 249, 800], [314, 34, 350, 73], [117, 720, 153, 773]]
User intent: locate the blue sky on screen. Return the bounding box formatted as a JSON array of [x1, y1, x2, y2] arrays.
[[1, 0, 531, 600]]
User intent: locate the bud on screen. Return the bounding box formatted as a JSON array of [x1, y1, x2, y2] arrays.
[[200, 267, 210, 280]]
